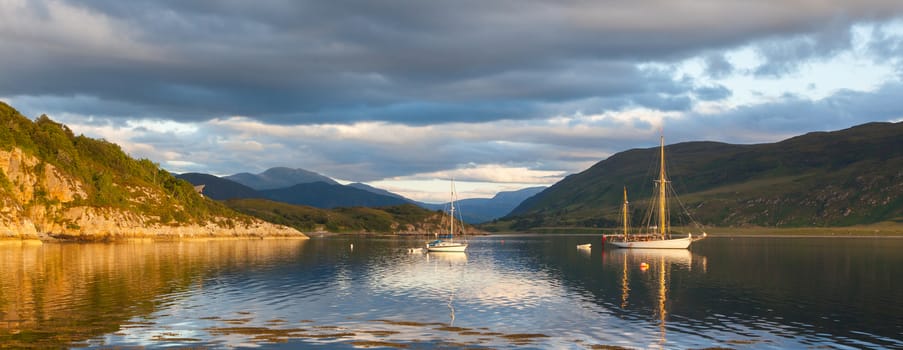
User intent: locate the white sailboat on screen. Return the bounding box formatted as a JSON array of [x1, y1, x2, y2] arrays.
[[426, 179, 468, 252], [606, 136, 706, 249]]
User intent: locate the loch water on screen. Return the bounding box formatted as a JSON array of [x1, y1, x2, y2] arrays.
[[0, 235, 901, 349]]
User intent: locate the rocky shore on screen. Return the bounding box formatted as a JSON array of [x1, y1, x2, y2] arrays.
[[0, 208, 308, 242], [0, 147, 307, 242]]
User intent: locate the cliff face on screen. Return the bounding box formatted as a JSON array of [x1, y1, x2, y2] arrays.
[[0, 147, 303, 240], [0, 101, 309, 241]]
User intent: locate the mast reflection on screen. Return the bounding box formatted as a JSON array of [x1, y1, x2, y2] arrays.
[[606, 249, 707, 345]]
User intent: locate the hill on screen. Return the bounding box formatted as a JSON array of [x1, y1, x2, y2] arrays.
[[0, 102, 304, 240], [226, 167, 338, 190], [175, 172, 262, 200], [224, 199, 482, 234], [498, 122, 903, 231], [259, 181, 410, 208]]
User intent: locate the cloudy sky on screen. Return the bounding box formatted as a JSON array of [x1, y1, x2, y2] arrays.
[[2, 1, 903, 202]]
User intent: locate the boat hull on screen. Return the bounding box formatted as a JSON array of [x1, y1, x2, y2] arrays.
[[426, 244, 467, 252], [607, 236, 692, 249]]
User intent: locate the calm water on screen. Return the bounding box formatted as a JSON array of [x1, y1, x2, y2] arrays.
[[1, 235, 901, 349]]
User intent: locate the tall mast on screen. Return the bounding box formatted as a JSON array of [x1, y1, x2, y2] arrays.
[[449, 179, 456, 237], [622, 186, 629, 241], [658, 135, 667, 239]]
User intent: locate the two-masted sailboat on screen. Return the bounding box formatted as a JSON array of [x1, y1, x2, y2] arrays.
[[426, 179, 468, 252], [606, 136, 706, 249]]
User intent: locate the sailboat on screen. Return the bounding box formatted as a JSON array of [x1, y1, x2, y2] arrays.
[[606, 136, 706, 249], [426, 179, 468, 252]]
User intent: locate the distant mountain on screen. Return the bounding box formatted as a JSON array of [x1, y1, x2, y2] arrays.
[[500, 122, 903, 230], [491, 187, 547, 203], [259, 182, 410, 209], [226, 167, 338, 190], [420, 186, 547, 224], [347, 182, 409, 200], [175, 173, 262, 200], [343, 182, 546, 223], [453, 186, 546, 224]]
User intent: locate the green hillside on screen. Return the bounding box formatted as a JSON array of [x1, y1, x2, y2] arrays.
[[0, 102, 251, 229], [497, 122, 903, 231], [225, 199, 477, 234]]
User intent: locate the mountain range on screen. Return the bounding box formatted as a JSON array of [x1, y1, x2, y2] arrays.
[[420, 187, 547, 224], [226, 167, 338, 190], [177, 169, 544, 223], [496, 121, 903, 231], [176, 173, 262, 200]]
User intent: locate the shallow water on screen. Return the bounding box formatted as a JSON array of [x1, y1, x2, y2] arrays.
[[0, 235, 901, 348]]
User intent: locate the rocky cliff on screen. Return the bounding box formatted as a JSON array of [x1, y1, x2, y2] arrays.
[[0, 102, 306, 241], [0, 147, 304, 241]]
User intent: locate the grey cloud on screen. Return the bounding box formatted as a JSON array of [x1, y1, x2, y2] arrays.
[[867, 23, 903, 73], [4, 1, 903, 126], [673, 80, 903, 144], [704, 53, 735, 79], [54, 78, 903, 183], [693, 85, 732, 102], [4, 1, 903, 185], [753, 21, 855, 77]]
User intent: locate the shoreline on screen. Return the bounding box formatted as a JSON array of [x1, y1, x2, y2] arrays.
[[479, 225, 903, 237], [0, 234, 310, 243]]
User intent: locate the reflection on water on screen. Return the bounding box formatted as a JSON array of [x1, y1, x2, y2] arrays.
[[604, 248, 704, 347], [0, 235, 901, 349], [0, 239, 305, 348]]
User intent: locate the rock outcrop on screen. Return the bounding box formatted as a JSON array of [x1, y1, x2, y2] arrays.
[[0, 147, 307, 241]]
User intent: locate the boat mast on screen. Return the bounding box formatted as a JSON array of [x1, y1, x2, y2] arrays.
[[449, 179, 456, 238], [622, 186, 629, 241], [658, 136, 667, 239]]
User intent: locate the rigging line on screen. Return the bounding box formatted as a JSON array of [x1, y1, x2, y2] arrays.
[[669, 184, 705, 230]]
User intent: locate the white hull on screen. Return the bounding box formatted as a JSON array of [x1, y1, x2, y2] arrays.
[[607, 236, 693, 249], [577, 243, 592, 249], [426, 244, 467, 253], [426, 242, 467, 252]]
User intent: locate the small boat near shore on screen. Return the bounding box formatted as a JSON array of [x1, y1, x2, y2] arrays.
[[577, 243, 592, 249], [426, 179, 468, 252]]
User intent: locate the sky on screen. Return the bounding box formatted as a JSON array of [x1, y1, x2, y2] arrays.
[[2, 1, 903, 203]]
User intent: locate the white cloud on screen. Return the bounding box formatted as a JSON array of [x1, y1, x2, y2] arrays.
[[368, 178, 547, 203], [676, 21, 902, 111], [392, 164, 564, 185]]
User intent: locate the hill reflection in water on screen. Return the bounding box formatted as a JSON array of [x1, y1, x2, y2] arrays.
[[0, 239, 305, 348]]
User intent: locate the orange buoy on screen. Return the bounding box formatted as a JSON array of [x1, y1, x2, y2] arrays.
[[639, 262, 649, 271]]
